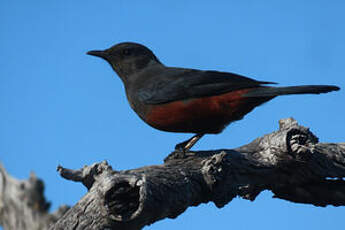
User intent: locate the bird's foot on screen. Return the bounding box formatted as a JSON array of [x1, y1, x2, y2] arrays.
[[165, 134, 204, 162], [164, 145, 189, 162], [174, 142, 188, 154], [175, 134, 204, 156]]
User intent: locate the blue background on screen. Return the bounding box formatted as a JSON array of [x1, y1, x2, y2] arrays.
[[1, 1, 344, 229]]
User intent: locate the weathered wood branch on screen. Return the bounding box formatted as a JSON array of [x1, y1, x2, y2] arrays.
[[1, 118, 345, 230], [51, 118, 345, 230], [0, 164, 69, 230]]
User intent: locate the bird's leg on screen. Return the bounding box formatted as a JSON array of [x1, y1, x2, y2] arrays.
[[175, 134, 204, 153]]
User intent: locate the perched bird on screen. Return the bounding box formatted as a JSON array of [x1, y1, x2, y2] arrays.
[[87, 42, 339, 152]]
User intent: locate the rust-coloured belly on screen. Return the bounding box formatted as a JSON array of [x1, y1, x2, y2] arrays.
[[144, 89, 272, 134]]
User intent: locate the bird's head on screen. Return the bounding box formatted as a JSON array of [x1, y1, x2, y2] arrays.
[[87, 42, 161, 83]]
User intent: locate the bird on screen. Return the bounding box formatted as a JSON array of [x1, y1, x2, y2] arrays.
[[87, 42, 339, 152]]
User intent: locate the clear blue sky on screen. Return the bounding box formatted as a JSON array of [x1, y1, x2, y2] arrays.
[[1, 1, 344, 229]]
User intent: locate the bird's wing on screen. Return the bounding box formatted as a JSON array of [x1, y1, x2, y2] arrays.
[[137, 67, 276, 104]]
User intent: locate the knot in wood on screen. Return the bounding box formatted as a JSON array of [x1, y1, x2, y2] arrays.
[[201, 152, 228, 190], [105, 175, 145, 222], [286, 128, 318, 161]]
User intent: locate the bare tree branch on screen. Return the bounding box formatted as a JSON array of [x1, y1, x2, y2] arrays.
[[1, 118, 344, 230], [51, 118, 345, 230]]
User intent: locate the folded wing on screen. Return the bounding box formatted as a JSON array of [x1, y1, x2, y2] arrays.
[[138, 67, 276, 104]]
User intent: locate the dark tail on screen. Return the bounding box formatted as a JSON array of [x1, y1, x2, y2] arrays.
[[244, 85, 340, 97]]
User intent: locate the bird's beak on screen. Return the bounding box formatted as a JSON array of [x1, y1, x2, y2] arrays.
[[87, 50, 109, 60]]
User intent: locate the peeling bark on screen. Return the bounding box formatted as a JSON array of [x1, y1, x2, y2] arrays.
[[1, 118, 345, 230]]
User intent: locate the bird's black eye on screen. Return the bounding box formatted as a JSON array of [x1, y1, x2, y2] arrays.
[[122, 49, 131, 56]]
